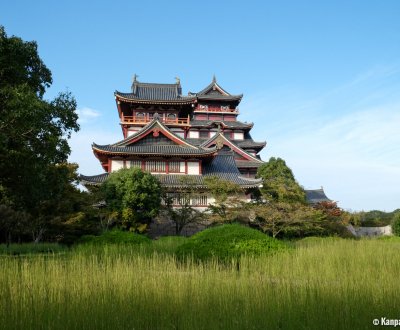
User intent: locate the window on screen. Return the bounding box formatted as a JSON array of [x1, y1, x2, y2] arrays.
[[167, 113, 176, 119], [233, 131, 244, 140], [145, 160, 166, 172], [191, 194, 208, 206], [169, 161, 181, 173], [130, 160, 142, 168], [188, 130, 199, 138], [136, 112, 145, 119]]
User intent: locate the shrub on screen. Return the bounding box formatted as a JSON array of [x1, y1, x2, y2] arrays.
[[391, 213, 400, 236], [176, 224, 289, 261], [78, 229, 151, 245], [0, 243, 67, 255]]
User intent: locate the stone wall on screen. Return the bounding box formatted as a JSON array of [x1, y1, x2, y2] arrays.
[[347, 224, 392, 237], [148, 212, 210, 238]]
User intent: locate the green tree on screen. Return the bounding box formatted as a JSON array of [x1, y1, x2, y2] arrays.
[[101, 168, 162, 230], [251, 202, 325, 238], [204, 176, 246, 223], [0, 26, 79, 215], [391, 213, 400, 236], [163, 176, 204, 235], [256, 157, 306, 204]]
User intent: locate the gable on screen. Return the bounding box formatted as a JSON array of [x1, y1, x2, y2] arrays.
[[204, 87, 225, 96], [202, 134, 263, 162], [128, 132, 179, 146]]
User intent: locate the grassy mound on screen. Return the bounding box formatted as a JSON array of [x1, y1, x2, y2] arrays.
[[176, 224, 288, 261], [0, 243, 67, 255], [79, 229, 151, 245]]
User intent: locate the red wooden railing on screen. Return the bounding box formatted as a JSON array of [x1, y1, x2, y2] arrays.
[[121, 115, 190, 125], [194, 106, 239, 113]]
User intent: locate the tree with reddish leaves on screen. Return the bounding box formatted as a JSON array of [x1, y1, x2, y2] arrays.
[[314, 201, 342, 218]]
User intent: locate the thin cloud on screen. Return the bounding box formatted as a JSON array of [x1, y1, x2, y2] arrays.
[[245, 66, 400, 211], [76, 107, 101, 123]]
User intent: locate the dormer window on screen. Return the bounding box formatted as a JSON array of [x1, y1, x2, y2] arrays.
[[233, 131, 244, 140]]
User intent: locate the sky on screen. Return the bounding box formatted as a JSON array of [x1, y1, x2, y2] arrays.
[[1, 0, 399, 212]]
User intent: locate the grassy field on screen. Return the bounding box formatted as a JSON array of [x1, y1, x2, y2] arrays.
[[1, 237, 399, 329]]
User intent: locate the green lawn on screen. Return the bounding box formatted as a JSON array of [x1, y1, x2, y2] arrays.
[[0, 238, 399, 329]]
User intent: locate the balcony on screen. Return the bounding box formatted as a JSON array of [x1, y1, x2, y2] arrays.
[[194, 106, 239, 114], [121, 114, 190, 126]]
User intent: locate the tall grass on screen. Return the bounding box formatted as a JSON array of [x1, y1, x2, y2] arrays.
[[1, 239, 399, 329]]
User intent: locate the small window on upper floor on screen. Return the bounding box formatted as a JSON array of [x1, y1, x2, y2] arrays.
[[233, 131, 244, 140]]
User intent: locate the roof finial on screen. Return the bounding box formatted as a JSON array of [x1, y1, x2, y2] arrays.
[[175, 76, 180, 85], [212, 74, 217, 83], [133, 74, 138, 82]]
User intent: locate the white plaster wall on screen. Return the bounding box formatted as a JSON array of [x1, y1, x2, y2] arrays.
[[179, 161, 185, 173], [127, 130, 139, 137], [111, 160, 124, 172], [233, 132, 244, 140], [187, 161, 200, 175], [188, 130, 199, 138]]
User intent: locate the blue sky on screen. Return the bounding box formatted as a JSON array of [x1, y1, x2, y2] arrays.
[[1, 0, 399, 211]]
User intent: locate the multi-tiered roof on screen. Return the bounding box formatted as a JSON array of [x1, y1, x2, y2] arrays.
[[81, 77, 266, 189]]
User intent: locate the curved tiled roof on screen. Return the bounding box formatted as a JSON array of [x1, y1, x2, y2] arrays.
[[115, 81, 195, 103], [234, 140, 266, 150], [192, 77, 243, 101], [190, 120, 253, 129], [80, 152, 262, 188], [235, 160, 264, 168], [115, 78, 242, 103], [92, 143, 217, 156], [305, 188, 332, 204], [186, 138, 266, 151], [112, 117, 196, 148], [79, 173, 109, 185], [200, 133, 264, 163]]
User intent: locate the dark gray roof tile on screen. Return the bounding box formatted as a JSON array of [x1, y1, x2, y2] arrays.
[[190, 120, 253, 129], [92, 143, 216, 156], [305, 188, 332, 204], [80, 152, 262, 188]]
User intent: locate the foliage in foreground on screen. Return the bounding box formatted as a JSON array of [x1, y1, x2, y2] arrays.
[[79, 229, 151, 245], [101, 168, 162, 230], [0, 242, 66, 255], [176, 224, 289, 261], [1, 239, 400, 329], [391, 213, 400, 236]]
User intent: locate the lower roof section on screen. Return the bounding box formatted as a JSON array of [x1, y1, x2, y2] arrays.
[[80, 152, 262, 189], [305, 188, 332, 204]]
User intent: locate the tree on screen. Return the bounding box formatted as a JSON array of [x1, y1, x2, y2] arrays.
[[204, 176, 247, 223], [392, 213, 400, 236], [251, 202, 325, 238], [162, 176, 205, 235], [0, 26, 79, 216], [101, 168, 162, 230], [256, 157, 306, 204]]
